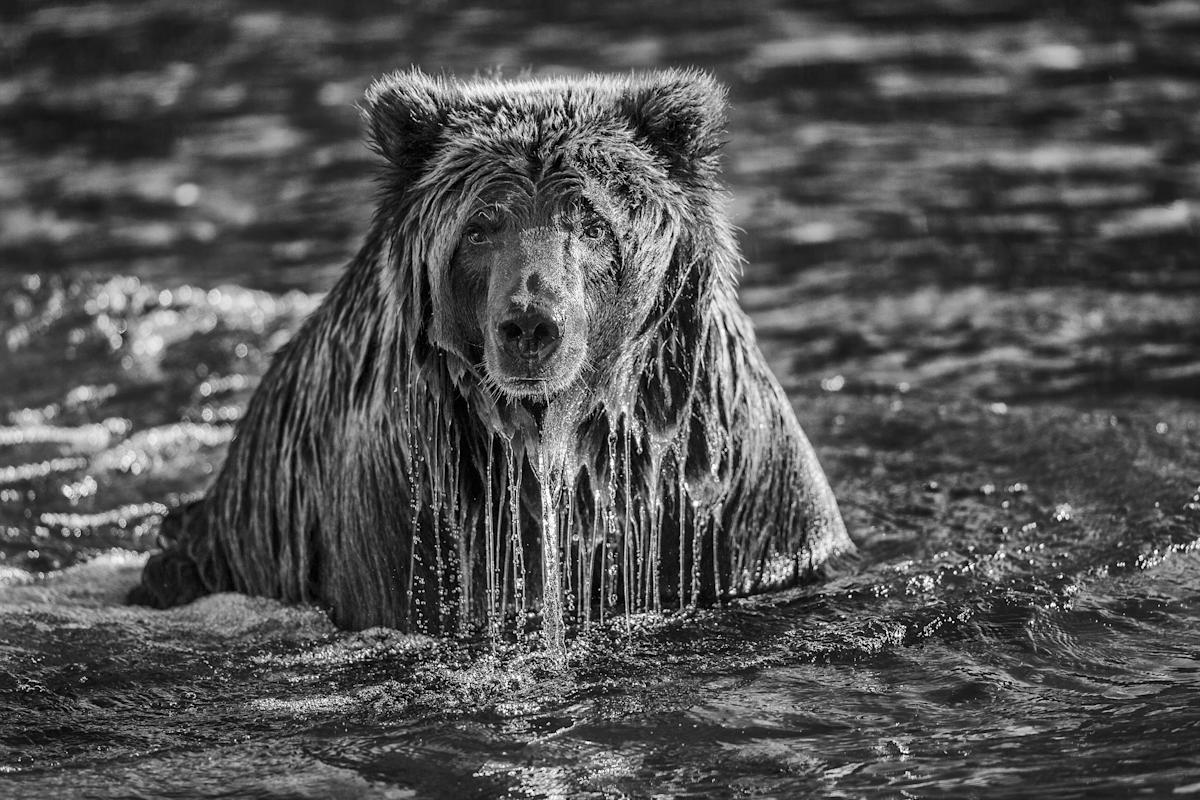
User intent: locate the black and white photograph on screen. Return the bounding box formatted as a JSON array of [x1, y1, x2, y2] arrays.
[[1, 1, 1198, 797]]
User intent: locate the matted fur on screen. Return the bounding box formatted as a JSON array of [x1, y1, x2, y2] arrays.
[[131, 69, 854, 633]]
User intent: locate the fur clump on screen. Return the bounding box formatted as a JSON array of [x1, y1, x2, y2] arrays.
[[131, 69, 853, 636]]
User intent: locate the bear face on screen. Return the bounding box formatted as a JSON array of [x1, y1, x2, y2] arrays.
[[363, 71, 729, 412], [447, 199, 617, 399]]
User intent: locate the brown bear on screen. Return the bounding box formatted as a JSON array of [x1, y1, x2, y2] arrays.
[[129, 68, 853, 644]]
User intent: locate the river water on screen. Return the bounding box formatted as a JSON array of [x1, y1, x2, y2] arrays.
[[3, 1, 1200, 797]]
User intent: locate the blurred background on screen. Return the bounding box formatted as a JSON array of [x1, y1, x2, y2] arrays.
[[2, 2, 1200, 797], [4, 0, 1199, 288]]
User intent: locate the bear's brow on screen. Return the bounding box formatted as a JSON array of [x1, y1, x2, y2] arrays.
[[467, 163, 594, 222], [470, 193, 597, 227]]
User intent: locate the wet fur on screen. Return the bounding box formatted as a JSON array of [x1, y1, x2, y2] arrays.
[[131, 69, 853, 631]]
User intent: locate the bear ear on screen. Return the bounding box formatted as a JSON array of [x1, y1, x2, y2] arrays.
[[619, 70, 728, 177], [361, 70, 455, 170]]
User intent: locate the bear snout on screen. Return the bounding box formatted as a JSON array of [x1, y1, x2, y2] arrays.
[[496, 308, 562, 364], [485, 299, 588, 396]]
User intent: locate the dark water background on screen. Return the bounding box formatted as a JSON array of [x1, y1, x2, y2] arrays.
[[3, 1, 1200, 797]]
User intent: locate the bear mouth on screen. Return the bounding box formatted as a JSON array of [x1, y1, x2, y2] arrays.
[[500, 377, 554, 400], [484, 340, 588, 399], [489, 365, 580, 399]]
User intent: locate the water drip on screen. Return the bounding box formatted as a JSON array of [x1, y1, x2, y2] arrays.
[[621, 426, 633, 633], [405, 398, 421, 631], [534, 447, 566, 661], [484, 437, 499, 639], [505, 441, 526, 642]]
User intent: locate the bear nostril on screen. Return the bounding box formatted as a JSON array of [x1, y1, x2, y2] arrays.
[[531, 320, 559, 348], [499, 320, 524, 343]]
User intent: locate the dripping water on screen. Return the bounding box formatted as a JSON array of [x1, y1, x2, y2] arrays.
[[504, 440, 526, 642], [643, 434, 669, 614], [621, 420, 633, 633], [533, 447, 566, 660], [405, 396, 421, 630], [444, 402, 736, 648], [430, 398, 447, 627], [483, 436, 499, 639], [603, 427, 620, 624]]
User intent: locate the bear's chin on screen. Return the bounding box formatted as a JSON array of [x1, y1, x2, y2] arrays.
[[490, 368, 580, 401], [483, 343, 587, 402], [497, 379, 557, 403]]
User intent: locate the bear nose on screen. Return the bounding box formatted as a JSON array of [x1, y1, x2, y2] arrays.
[[497, 309, 561, 362]]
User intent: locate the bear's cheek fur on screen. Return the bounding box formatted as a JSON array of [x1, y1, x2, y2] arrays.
[[443, 253, 490, 354]]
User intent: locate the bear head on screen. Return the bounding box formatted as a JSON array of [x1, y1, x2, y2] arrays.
[[362, 69, 731, 411]]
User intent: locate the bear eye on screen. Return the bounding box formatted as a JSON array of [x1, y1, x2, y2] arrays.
[[463, 209, 505, 246], [464, 225, 489, 246], [580, 219, 608, 241]]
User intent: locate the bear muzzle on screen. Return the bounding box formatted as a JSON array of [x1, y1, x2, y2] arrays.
[[496, 307, 562, 365], [485, 300, 586, 397]]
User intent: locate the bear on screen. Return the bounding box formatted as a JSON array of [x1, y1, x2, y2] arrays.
[[129, 68, 854, 644]]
